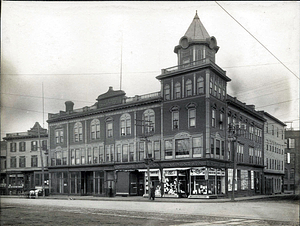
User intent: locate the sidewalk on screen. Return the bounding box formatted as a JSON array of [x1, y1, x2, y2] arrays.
[[1, 193, 297, 203]]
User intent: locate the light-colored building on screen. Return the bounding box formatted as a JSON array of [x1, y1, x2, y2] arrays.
[[260, 111, 286, 194], [3, 122, 49, 195]]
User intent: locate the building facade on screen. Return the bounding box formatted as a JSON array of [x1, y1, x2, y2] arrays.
[[284, 130, 300, 195], [260, 112, 285, 194], [47, 13, 269, 198], [0, 141, 7, 194], [3, 122, 49, 195], [226, 96, 265, 197]]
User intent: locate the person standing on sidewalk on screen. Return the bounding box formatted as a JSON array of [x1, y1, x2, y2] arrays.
[[150, 182, 155, 200]]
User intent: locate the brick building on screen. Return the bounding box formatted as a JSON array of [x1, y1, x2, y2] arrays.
[[284, 130, 300, 195], [47, 13, 269, 198], [3, 122, 48, 195], [0, 141, 7, 194]]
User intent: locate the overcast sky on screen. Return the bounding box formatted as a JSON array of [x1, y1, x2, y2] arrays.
[[1, 1, 299, 139]]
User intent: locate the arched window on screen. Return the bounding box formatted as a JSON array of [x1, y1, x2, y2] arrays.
[[91, 119, 100, 140], [120, 113, 131, 136], [164, 84, 170, 100], [74, 122, 83, 142], [142, 109, 155, 133], [186, 79, 192, 96], [175, 82, 181, 99], [197, 76, 204, 94]]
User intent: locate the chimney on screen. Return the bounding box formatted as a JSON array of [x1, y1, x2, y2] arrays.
[[247, 105, 255, 110], [65, 101, 74, 112]]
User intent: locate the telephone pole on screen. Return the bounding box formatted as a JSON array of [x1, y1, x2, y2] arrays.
[[38, 124, 45, 197], [135, 119, 154, 200], [228, 123, 239, 201]]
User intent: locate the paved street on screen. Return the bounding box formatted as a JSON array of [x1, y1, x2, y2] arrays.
[[1, 197, 299, 225]]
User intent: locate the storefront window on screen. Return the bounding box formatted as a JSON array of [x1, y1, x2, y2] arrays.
[[94, 171, 104, 195]]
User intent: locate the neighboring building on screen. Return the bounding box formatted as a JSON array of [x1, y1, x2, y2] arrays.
[[3, 122, 49, 195], [260, 111, 286, 194], [284, 130, 300, 195], [47, 12, 268, 198], [226, 97, 265, 197], [0, 141, 7, 194]]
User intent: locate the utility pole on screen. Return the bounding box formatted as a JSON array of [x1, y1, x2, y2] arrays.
[[135, 119, 154, 200], [38, 124, 45, 197], [228, 123, 238, 201]]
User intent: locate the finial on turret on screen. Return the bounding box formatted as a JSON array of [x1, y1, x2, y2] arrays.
[[194, 10, 199, 19]]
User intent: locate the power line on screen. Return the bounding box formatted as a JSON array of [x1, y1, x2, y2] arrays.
[[256, 99, 299, 109], [238, 88, 290, 102], [0, 105, 47, 114], [1, 92, 95, 104], [1, 71, 159, 76], [215, 1, 299, 80]]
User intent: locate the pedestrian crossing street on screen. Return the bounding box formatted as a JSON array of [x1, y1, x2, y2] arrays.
[[173, 218, 261, 225]]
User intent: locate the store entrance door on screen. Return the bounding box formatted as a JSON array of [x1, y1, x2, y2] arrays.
[[81, 171, 93, 195]]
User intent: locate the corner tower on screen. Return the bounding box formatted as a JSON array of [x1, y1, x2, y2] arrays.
[[174, 11, 219, 65]]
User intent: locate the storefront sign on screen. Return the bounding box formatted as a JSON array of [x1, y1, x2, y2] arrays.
[[190, 167, 225, 176]]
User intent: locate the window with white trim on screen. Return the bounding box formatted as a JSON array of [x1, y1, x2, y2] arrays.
[[74, 122, 83, 142], [120, 113, 131, 136], [186, 79, 192, 96], [91, 119, 100, 140], [143, 109, 155, 134], [164, 84, 170, 100], [172, 111, 179, 130], [197, 76, 204, 94], [192, 137, 202, 157], [106, 119, 113, 138], [175, 82, 181, 99], [164, 140, 173, 159], [189, 108, 196, 128]]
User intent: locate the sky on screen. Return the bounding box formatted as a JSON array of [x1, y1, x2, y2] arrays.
[[1, 1, 299, 139]]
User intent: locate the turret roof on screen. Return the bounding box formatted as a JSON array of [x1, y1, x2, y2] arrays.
[[184, 11, 210, 41]]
